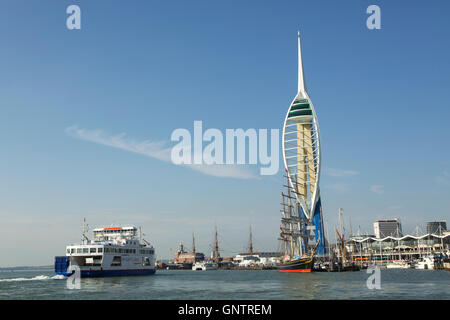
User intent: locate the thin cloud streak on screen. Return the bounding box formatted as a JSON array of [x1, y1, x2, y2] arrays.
[[370, 185, 384, 194], [434, 170, 450, 185], [325, 168, 359, 178], [65, 125, 258, 180], [324, 183, 350, 193]]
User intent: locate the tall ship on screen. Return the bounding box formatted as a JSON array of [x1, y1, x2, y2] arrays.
[[277, 32, 324, 272], [55, 221, 156, 277], [277, 173, 319, 272]]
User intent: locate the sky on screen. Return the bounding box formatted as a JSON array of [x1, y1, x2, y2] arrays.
[[0, 0, 449, 267]]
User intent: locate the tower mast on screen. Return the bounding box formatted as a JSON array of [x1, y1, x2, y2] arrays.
[[248, 225, 254, 255], [192, 232, 197, 263], [213, 225, 220, 262]]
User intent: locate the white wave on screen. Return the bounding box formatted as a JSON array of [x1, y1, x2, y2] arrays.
[[0, 274, 66, 282]]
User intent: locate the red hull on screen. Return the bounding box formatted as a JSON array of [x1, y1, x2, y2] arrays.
[[278, 269, 311, 273]]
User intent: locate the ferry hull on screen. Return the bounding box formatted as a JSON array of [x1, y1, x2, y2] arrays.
[[80, 269, 156, 277], [277, 257, 314, 273], [55, 256, 156, 278], [57, 268, 156, 278]]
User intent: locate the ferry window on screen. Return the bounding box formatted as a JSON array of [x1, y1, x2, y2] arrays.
[[83, 248, 88, 253], [71, 248, 75, 253], [67, 249, 70, 254], [90, 248, 96, 253], [77, 248, 82, 253], [105, 248, 110, 253], [98, 248, 103, 253]]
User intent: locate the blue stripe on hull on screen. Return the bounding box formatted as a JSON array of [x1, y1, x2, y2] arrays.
[[56, 269, 156, 278]]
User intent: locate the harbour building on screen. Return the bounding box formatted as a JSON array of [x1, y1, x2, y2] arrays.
[[373, 219, 402, 238], [281, 32, 326, 255], [426, 221, 447, 235], [349, 233, 450, 265], [174, 242, 205, 264]]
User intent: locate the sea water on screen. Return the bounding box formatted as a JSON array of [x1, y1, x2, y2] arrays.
[[0, 268, 449, 300]]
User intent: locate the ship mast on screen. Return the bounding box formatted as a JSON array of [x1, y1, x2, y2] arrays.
[[248, 225, 254, 255], [212, 225, 221, 262], [279, 171, 308, 258], [82, 218, 89, 244]]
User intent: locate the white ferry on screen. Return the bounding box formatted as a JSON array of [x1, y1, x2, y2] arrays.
[[55, 224, 156, 277]]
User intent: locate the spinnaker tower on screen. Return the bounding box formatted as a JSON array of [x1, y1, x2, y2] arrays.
[[282, 32, 326, 255]]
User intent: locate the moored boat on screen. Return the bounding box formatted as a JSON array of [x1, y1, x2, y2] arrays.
[[386, 260, 414, 269], [277, 256, 314, 273], [415, 256, 435, 270], [192, 261, 218, 271]]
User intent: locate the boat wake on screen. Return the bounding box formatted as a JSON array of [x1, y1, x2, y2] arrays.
[[0, 275, 66, 282]]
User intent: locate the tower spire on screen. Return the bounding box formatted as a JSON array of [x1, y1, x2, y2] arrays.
[[297, 31, 306, 93]]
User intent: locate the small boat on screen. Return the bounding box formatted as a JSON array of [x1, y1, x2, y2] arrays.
[[192, 261, 218, 271], [415, 256, 435, 270], [386, 260, 413, 269]]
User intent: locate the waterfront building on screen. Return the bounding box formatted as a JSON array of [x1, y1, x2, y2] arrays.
[[174, 243, 204, 264], [349, 233, 450, 265], [426, 221, 447, 235], [233, 252, 282, 268], [373, 219, 403, 238]]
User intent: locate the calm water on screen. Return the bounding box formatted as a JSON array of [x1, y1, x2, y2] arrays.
[[0, 268, 449, 300]]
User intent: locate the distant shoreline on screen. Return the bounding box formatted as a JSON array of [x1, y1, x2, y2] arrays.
[[0, 265, 53, 271]]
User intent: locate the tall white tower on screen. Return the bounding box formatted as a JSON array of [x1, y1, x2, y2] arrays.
[[282, 32, 325, 254]]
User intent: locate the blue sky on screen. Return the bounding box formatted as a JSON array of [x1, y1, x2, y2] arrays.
[[0, 0, 449, 266]]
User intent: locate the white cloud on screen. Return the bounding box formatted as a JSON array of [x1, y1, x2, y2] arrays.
[[65, 125, 258, 180], [325, 168, 359, 177], [434, 170, 450, 185], [324, 183, 350, 193], [370, 185, 384, 194]]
